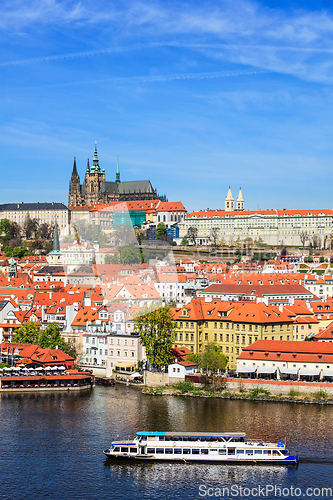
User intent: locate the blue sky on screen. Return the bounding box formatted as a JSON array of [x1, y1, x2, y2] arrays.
[[1, 0, 333, 213]]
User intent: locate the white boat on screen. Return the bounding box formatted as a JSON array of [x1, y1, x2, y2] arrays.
[[103, 431, 299, 464]]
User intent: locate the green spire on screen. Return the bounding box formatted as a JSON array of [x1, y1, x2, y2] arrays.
[[86, 158, 90, 174], [91, 141, 101, 173], [53, 220, 60, 252], [115, 156, 120, 185]]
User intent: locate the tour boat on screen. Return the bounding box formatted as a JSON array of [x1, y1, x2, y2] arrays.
[[103, 431, 299, 464]]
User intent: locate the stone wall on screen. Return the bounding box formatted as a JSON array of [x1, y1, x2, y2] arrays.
[[144, 371, 170, 387], [225, 377, 333, 395]]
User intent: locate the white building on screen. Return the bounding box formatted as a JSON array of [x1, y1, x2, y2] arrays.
[[180, 208, 333, 247], [168, 360, 198, 380], [0, 202, 70, 237]]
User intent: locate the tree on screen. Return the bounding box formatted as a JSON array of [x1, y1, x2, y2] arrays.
[[187, 226, 198, 245], [156, 222, 167, 240], [186, 352, 201, 364], [210, 227, 219, 250], [180, 237, 189, 246], [14, 322, 70, 352], [300, 231, 308, 249], [104, 253, 120, 264], [9, 221, 21, 240], [38, 323, 68, 350], [14, 322, 40, 345], [200, 343, 228, 373], [3, 245, 13, 257], [0, 218, 11, 241], [38, 222, 54, 240], [12, 246, 30, 259], [23, 213, 39, 239], [134, 306, 176, 369], [120, 246, 141, 264]]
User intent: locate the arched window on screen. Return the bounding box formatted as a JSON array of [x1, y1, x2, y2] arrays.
[[163, 215, 166, 222], [170, 214, 173, 221], [158, 215, 160, 222]]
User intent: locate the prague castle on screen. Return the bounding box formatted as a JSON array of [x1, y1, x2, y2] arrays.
[[68, 142, 159, 207]]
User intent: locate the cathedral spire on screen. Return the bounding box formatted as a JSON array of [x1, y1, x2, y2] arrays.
[[115, 156, 120, 186], [72, 157, 78, 176], [91, 141, 101, 173], [86, 158, 90, 174]]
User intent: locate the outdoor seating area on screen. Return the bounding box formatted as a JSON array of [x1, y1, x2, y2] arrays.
[[0, 372, 93, 390], [236, 366, 333, 382], [0, 365, 67, 377]]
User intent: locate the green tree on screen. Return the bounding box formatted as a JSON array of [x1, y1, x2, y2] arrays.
[[14, 322, 41, 344], [3, 245, 13, 257], [38, 323, 68, 350], [120, 246, 141, 264], [134, 306, 176, 369], [12, 246, 30, 259], [0, 218, 11, 241], [156, 222, 167, 240], [104, 253, 120, 264], [200, 343, 228, 374], [180, 237, 189, 246], [186, 352, 201, 364]]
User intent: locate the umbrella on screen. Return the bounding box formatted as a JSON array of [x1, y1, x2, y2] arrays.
[[130, 372, 142, 379], [36, 367, 43, 371], [0, 368, 3, 371], [13, 367, 20, 371], [58, 366, 65, 370], [22, 367, 29, 371], [28, 368, 35, 371], [51, 366, 58, 371]]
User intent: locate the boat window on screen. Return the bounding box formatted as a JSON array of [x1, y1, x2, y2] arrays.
[[113, 447, 120, 452], [263, 450, 270, 455], [121, 447, 128, 453], [147, 448, 155, 454], [209, 449, 218, 453], [156, 448, 164, 454], [165, 448, 173, 454], [192, 449, 200, 455], [148, 437, 155, 441], [246, 450, 253, 455], [174, 448, 182, 455], [130, 448, 137, 453], [237, 450, 245, 454], [272, 450, 277, 456], [228, 448, 235, 455], [255, 450, 262, 455], [218, 449, 227, 455], [158, 437, 165, 441], [183, 449, 191, 454], [165, 437, 174, 442], [201, 449, 209, 455]]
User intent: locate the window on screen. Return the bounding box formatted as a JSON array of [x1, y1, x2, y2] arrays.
[[220, 334, 223, 341]]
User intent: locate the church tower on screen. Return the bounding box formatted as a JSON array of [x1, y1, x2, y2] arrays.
[[84, 142, 106, 206], [68, 157, 82, 207], [225, 187, 234, 212], [115, 157, 120, 186], [236, 188, 244, 211]]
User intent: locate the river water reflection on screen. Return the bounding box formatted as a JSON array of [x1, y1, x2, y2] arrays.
[[0, 386, 332, 499]]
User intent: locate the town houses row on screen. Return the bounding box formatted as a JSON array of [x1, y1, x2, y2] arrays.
[[1, 249, 333, 376]]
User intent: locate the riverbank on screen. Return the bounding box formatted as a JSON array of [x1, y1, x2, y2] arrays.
[[142, 379, 333, 404]]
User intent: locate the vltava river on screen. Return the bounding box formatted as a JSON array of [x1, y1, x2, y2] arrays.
[[0, 386, 332, 499]]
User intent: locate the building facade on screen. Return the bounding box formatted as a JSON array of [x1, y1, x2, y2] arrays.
[[180, 208, 333, 247]]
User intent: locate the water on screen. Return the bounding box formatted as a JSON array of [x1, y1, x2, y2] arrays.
[[0, 386, 332, 499]]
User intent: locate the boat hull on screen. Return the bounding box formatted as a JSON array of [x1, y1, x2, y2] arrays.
[[103, 451, 298, 465]]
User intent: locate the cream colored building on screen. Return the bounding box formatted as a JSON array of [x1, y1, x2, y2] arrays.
[[0, 202, 70, 236], [180, 208, 333, 247]]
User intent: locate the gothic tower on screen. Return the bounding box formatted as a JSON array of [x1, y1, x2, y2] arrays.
[[225, 187, 234, 212], [84, 141, 106, 205], [68, 157, 82, 207]]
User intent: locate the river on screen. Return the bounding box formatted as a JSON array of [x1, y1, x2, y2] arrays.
[[0, 386, 332, 500]]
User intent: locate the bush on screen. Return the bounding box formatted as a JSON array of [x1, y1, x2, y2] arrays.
[[249, 387, 271, 398], [288, 389, 300, 397], [313, 389, 329, 400], [172, 379, 195, 393]]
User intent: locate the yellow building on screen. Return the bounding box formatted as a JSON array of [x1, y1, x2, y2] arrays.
[[172, 300, 294, 369]]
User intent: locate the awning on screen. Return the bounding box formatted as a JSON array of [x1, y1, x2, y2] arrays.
[[257, 366, 277, 374], [322, 370, 333, 377], [115, 362, 136, 369], [299, 368, 320, 376], [279, 368, 298, 375], [129, 372, 142, 379], [237, 366, 256, 373]]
